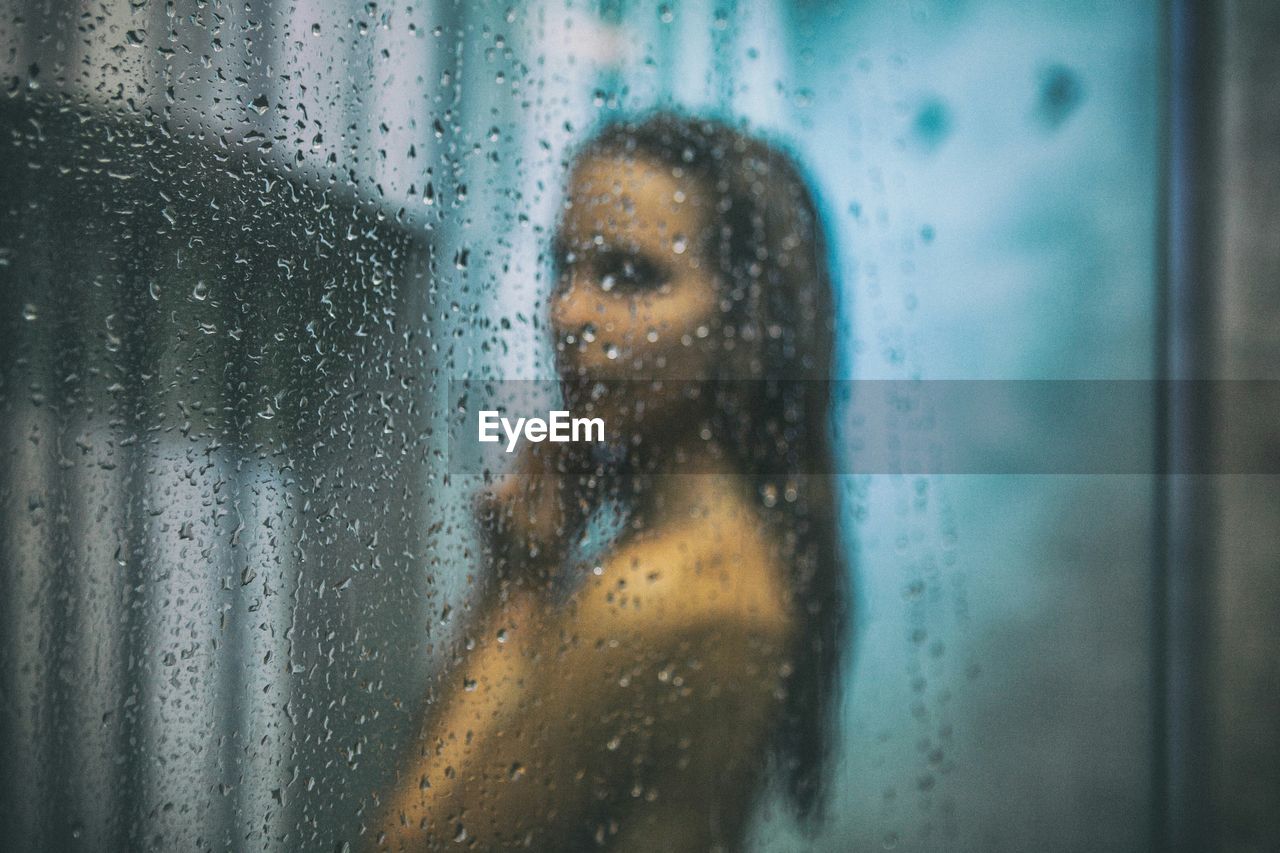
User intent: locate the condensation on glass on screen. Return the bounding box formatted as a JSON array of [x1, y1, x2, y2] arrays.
[[0, 2, 1161, 852]]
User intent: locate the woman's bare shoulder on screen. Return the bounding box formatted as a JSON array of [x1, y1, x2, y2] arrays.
[[572, 475, 793, 639]]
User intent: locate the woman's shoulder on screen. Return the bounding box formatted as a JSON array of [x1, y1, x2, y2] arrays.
[[572, 474, 793, 640]]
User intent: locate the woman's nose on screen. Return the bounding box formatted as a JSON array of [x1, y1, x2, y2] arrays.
[[550, 274, 588, 331]]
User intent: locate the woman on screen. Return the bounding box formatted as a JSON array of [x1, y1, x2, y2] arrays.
[[375, 113, 846, 851]]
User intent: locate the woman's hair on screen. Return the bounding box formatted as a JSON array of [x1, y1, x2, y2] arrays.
[[571, 111, 848, 825]]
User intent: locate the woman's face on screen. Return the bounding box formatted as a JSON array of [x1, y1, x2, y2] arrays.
[[551, 153, 723, 384]]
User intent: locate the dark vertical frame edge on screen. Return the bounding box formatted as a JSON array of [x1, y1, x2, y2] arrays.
[[1158, 0, 1220, 850]]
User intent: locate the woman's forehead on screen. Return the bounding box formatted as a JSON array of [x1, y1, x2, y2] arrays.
[[559, 153, 708, 251]]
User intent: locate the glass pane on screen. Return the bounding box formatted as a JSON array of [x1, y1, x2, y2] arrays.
[[1, 2, 1161, 851]]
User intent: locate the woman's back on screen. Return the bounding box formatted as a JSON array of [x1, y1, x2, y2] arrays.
[[548, 472, 795, 849]]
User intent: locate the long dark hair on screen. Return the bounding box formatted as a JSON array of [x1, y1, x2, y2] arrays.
[[572, 111, 848, 825]]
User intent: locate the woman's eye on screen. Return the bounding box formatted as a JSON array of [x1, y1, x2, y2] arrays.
[[600, 255, 662, 292]]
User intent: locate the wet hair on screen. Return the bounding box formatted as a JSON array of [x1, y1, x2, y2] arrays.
[[570, 111, 848, 825]]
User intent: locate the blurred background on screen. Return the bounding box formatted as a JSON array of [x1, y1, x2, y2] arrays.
[[1, 1, 1276, 851]]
